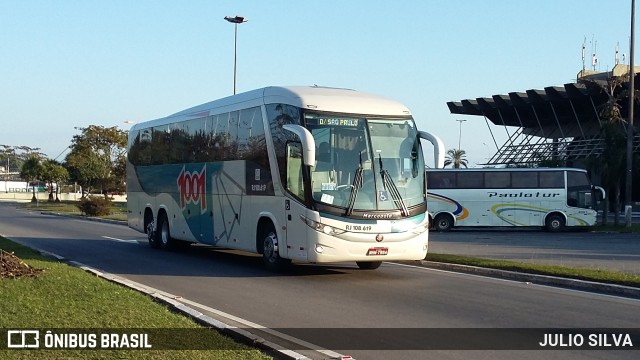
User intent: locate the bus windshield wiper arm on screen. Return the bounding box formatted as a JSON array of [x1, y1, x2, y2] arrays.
[[378, 154, 408, 216], [345, 153, 364, 216]]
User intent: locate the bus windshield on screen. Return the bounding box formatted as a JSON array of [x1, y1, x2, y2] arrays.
[[305, 113, 425, 215]]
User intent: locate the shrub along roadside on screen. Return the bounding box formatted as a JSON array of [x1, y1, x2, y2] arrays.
[[76, 196, 113, 216], [0, 236, 272, 360]]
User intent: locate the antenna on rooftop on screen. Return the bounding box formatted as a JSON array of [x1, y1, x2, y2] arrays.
[[616, 42, 620, 64], [592, 40, 598, 70], [582, 37, 586, 71]]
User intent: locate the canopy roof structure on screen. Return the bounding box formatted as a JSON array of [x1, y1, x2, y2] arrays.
[[447, 65, 640, 166]]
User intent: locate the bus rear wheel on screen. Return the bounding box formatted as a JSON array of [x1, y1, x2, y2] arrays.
[[545, 214, 565, 232], [260, 224, 291, 272], [356, 261, 382, 270], [434, 214, 453, 232], [157, 212, 176, 250], [146, 217, 160, 249]]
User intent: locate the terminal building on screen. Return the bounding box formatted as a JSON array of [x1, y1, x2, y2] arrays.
[[446, 63, 640, 202]]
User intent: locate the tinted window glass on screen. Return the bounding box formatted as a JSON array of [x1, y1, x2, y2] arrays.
[[457, 172, 483, 188], [238, 107, 262, 160], [427, 172, 457, 189], [539, 171, 564, 188], [151, 125, 170, 165], [512, 171, 538, 188], [485, 171, 510, 188], [266, 103, 302, 189]]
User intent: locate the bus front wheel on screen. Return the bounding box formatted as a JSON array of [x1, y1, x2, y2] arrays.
[[356, 261, 382, 270], [434, 214, 453, 232], [260, 224, 291, 272], [545, 214, 565, 232]]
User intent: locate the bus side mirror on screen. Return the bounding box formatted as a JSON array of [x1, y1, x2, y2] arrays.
[[418, 131, 445, 168], [592, 185, 605, 201], [283, 124, 316, 167]]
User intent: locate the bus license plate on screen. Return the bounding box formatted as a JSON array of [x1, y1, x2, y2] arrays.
[[367, 247, 388, 256]]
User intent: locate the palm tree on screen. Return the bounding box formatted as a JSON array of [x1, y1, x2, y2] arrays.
[[19, 155, 43, 203], [580, 74, 632, 225], [444, 149, 468, 168]]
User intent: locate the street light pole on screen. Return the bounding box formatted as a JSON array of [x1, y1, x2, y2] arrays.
[[626, 0, 635, 227], [456, 119, 467, 151], [224, 15, 247, 95]]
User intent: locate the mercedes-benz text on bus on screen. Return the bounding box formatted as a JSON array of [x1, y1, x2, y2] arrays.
[[426, 168, 605, 232], [127, 86, 443, 270]]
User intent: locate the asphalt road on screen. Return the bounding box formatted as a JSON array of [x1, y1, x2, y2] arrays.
[[1, 202, 639, 360], [430, 229, 640, 275]]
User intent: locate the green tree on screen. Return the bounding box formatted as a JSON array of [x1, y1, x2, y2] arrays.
[[19, 155, 43, 202], [444, 149, 468, 168], [40, 159, 70, 202], [65, 125, 127, 197]]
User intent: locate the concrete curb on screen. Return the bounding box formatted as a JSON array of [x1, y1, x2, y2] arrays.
[[18, 246, 312, 360]]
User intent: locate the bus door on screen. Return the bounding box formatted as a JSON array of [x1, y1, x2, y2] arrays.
[[283, 142, 310, 261]]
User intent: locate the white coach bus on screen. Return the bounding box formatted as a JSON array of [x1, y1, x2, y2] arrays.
[[426, 168, 605, 232], [127, 86, 443, 270]]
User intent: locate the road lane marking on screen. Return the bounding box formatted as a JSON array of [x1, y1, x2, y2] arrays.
[[102, 236, 139, 244], [177, 297, 346, 359]]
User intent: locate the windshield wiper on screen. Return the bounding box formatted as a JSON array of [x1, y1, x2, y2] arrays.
[[378, 154, 408, 217], [345, 153, 364, 216]]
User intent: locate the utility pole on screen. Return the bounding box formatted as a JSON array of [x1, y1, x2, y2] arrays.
[[224, 16, 248, 95], [456, 119, 467, 151], [626, 0, 636, 227]]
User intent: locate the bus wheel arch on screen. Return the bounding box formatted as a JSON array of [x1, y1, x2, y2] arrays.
[[545, 212, 566, 232], [144, 207, 160, 249], [434, 213, 454, 232], [257, 217, 291, 271]]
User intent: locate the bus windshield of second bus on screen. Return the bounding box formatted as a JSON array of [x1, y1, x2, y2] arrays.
[[426, 168, 605, 232]]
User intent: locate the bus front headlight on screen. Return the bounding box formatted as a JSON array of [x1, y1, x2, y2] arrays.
[[301, 216, 346, 236]]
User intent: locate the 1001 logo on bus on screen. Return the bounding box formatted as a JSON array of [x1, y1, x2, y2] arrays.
[[177, 165, 207, 213]]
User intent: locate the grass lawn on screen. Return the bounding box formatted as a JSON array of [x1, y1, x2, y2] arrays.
[[0, 236, 272, 360], [424, 253, 640, 287], [23, 200, 127, 221]]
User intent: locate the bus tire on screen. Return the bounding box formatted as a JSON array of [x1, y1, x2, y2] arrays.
[[146, 213, 160, 249], [157, 211, 176, 250], [260, 223, 291, 272], [356, 261, 382, 270], [545, 214, 565, 232], [434, 214, 453, 232]]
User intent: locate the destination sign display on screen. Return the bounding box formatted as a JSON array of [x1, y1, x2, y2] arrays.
[[316, 118, 359, 127]]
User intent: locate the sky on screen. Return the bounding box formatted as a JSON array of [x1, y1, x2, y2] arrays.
[[1, 0, 637, 167]]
